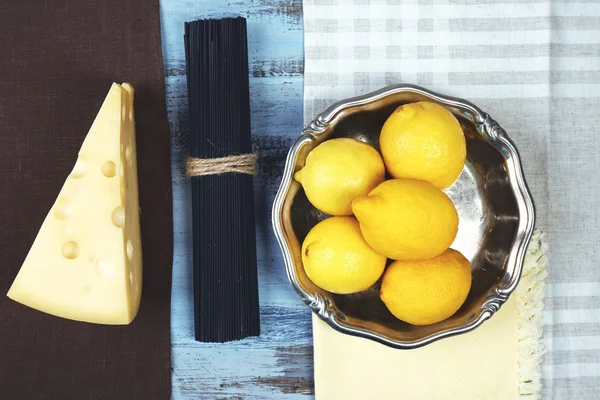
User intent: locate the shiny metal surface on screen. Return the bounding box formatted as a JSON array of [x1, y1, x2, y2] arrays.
[[272, 84, 535, 349]]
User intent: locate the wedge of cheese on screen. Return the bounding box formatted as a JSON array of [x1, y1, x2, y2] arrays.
[[7, 83, 142, 325]]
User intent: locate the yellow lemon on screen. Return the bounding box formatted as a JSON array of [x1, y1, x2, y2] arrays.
[[294, 138, 385, 216], [302, 217, 387, 294], [380, 249, 472, 325], [380, 101, 466, 189], [352, 179, 458, 261]]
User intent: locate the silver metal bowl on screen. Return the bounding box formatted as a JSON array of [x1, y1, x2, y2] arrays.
[[272, 84, 535, 349]]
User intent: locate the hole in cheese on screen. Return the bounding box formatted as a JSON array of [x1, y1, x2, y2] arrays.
[[129, 107, 134, 121], [53, 198, 72, 220], [126, 240, 134, 261], [60, 225, 74, 237], [61, 241, 80, 259], [94, 259, 115, 278], [71, 157, 86, 178], [125, 146, 131, 164], [121, 105, 127, 120], [129, 271, 134, 283], [101, 161, 117, 178], [111, 206, 126, 228]]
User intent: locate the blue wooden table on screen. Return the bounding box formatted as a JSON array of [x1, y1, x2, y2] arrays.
[[159, 0, 313, 398]]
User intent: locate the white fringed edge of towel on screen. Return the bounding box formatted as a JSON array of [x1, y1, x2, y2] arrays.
[[516, 230, 548, 399]]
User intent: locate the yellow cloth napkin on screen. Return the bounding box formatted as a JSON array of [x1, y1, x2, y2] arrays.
[[313, 231, 547, 400]]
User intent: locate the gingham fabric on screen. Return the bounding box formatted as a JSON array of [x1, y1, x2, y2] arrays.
[[303, 1, 600, 398]]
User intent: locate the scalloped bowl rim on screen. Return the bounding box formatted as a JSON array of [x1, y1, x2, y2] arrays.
[[272, 83, 536, 349]]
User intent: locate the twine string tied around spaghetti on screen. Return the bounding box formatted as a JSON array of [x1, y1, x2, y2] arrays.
[[186, 153, 259, 177]]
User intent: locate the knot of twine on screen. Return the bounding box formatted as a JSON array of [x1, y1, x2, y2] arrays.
[[186, 153, 258, 177]]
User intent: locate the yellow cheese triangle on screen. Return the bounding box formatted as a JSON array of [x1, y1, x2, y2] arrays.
[[7, 83, 142, 325]]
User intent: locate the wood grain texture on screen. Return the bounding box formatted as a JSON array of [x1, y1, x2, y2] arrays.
[[159, 0, 313, 398]]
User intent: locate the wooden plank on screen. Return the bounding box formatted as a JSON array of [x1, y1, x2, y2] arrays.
[[160, 0, 314, 397], [172, 307, 314, 399], [161, 0, 304, 75], [168, 76, 305, 305]]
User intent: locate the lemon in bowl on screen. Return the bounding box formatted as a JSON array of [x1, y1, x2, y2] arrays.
[[294, 138, 385, 216], [352, 178, 458, 261], [301, 216, 386, 294], [380, 249, 472, 326], [380, 101, 466, 189]]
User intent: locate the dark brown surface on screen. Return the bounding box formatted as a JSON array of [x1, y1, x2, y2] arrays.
[[0, 1, 173, 399]]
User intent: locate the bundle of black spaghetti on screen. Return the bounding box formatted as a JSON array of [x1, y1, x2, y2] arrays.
[[184, 17, 260, 342]]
